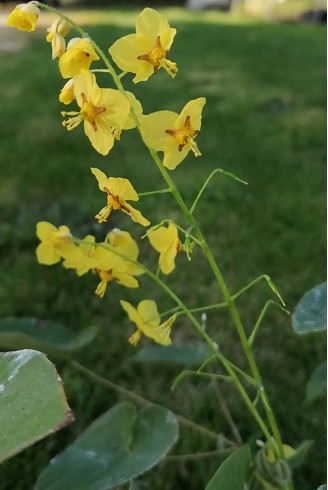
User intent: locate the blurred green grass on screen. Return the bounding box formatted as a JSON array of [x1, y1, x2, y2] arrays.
[[0, 9, 326, 490]]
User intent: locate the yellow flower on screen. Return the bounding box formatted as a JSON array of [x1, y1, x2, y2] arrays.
[[51, 33, 66, 60], [147, 222, 183, 274], [109, 8, 177, 83], [120, 299, 175, 345], [6, 2, 40, 32], [62, 231, 143, 297], [59, 79, 75, 105], [95, 230, 144, 297], [62, 235, 103, 276], [36, 221, 73, 265], [61, 71, 130, 155], [140, 98, 206, 170], [91, 167, 150, 226], [46, 18, 70, 43], [59, 37, 99, 79]]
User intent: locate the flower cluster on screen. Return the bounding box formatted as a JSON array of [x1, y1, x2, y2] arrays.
[[7, 4, 206, 345]]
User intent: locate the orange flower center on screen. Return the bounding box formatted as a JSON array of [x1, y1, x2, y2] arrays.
[[61, 92, 106, 132], [166, 115, 201, 156], [138, 36, 178, 78], [104, 187, 131, 214], [80, 93, 106, 131]]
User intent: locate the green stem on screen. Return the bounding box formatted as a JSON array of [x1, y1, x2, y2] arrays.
[[138, 188, 171, 196], [145, 154, 288, 472], [248, 300, 289, 346], [190, 168, 247, 214]]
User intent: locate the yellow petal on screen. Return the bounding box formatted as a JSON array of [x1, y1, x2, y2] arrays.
[[151, 316, 175, 345], [176, 97, 206, 132], [97, 88, 131, 130], [159, 243, 178, 275], [148, 223, 178, 253], [74, 71, 96, 107], [159, 27, 177, 51], [59, 78, 75, 105], [115, 272, 139, 288], [140, 111, 178, 151], [109, 177, 139, 201], [133, 62, 155, 84], [59, 38, 99, 79], [36, 221, 57, 242], [163, 141, 189, 170], [124, 204, 150, 227], [84, 119, 115, 156], [36, 243, 60, 265], [137, 299, 160, 328], [91, 167, 109, 192], [120, 300, 143, 329], [109, 34, 146, 74], [136, 8, 170, 46]]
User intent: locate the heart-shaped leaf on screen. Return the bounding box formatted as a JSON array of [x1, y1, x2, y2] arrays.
[[36, 402, 178, 490], [0, 317, 98, 358], [205, 445, 251, 490], [306, 362, 327, 401], [133, 343, 212, 367], [0, 349, 73, 462], [292, 283, 327, 334]]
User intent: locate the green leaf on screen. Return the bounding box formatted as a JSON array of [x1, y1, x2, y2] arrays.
[[205, 445, 251, 490], [292, 283, 327, 334], [0, 349, 73, 462], [36, 402, 179, 490], [306, 362, 327, 401], [317, 486, 327, 490], [0, 317, 98, 358], [133, 343, 212, 367]]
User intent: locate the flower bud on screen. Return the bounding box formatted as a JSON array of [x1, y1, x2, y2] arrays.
[[59, 79, 75, 105], [51, 33, 66, 60], [6, 2, 40, 32], [46, 18, 70, 42]]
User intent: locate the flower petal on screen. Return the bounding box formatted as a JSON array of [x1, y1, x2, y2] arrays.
[[109, 177, 139, 201], [136, 8, 170, 46], [91, 167, 109, 191], [120, 300, 143, 329], [84, 120, 115, 156], [176, 97, 206, 131], [140, 111, 178, 151], [36, 243, 61, 265], [36, 221, 57, 242], [137, 299, 160, 328], [109, 33, 145, 73]]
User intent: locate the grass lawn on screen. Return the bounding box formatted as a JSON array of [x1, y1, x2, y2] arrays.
[[0, 7, 326, 490]]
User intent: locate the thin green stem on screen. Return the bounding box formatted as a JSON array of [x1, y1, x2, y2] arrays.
[[190, 168, 248, 214], [172, 369, 232, 390], [248, 300, 289, 346], [138, 188, 171, 197], [143, 156, 288, 471]]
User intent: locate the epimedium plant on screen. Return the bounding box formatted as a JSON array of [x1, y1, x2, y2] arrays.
[[3, 4, 324, 489]]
